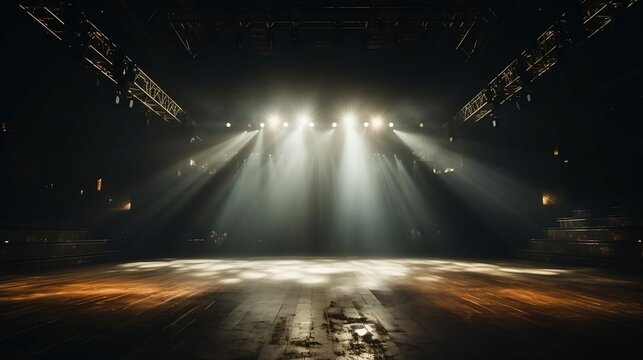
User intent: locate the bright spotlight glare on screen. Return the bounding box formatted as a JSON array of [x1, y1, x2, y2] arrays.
[[363, 122, 369, 128], [225, 122, 231, 128], [283, 122, 289, 128], [268, 114, 280, 127], [259, 122, 265, 128], [372, 117, 383, 128], [309, 122, 315, 128], [342, 112, 356, 125], [297, 113, 311, 124], [388, 122, 394, 128], [331, 122, 338, 128], [419, 122, 424, 128]]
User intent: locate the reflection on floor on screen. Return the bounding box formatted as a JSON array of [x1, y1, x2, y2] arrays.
[[1, 258, 641, 358]]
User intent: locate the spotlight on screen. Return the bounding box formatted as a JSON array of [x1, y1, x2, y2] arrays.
[[283, 122, 289, 128], [309, 122, 315, 128], [260, 122, 265, 128], [372, 116, 383, 128], [225, 122, 231, 128], [363, 122, 369, 128], [331, 122, 338, 128], [297, 113, 311, 124], [342, 112, 356, 125], [388, 122, 394, 128], [419, 122, 424, 128], [268, 114, 280, 127]]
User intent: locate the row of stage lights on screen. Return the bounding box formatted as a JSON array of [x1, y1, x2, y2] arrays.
[[223, 113, 427, 130]]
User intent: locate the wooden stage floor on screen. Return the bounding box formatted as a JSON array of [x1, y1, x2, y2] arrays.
[[1, 258, 641, 359]]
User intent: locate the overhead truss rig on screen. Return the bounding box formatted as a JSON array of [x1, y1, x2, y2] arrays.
[[164, 3, 498, 60], [19, 2, 185, 123], [450, 0, 638, 129]]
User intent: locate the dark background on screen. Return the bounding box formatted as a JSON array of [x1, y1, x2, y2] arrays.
[[1, 1, 641, 257]]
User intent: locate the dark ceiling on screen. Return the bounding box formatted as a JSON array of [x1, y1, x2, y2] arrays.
[[6, 1, 581, 130]]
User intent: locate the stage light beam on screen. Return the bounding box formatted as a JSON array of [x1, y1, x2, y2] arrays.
[[342, 112, 356, 126], [268, 114, 280, 128]]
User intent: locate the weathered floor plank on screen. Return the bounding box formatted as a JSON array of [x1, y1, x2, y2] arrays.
[[0, 258, 642, 359]]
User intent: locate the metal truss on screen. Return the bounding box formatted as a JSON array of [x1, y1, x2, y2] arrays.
[[162, 3, 497, 60], [129, 67, 184, 122], [451, 0, 638, 128], [581, 0, 638, 39], [19, 3, 66, 40], [20, 2, 185, 123]]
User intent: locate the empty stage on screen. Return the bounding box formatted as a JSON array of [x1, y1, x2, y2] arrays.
[[1, 258, 641, 359]]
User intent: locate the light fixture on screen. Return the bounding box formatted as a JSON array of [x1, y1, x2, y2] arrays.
[[225, 122, 231, 128], [297, 113, 311, 124], [342, 112, 356, 125], [331, 122, 338, 128], [260, 122, 265, 128], [283, 122, 289, 128], [268, 114, 280, 127], [372, 116, 383, 128], [309, 122, 315, 128], [363, 122, 369, 127], [419, 122, 424, 128], [388, 122, 394, 128]]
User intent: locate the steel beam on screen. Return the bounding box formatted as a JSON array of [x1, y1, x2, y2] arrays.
[[19, 2, 185, 123], [450, 0, 637, 129]]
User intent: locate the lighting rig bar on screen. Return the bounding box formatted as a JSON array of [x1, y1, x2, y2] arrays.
[[164, 3, 497, 60], [450, 0, 637, 128], [20, 2, 185, 123]]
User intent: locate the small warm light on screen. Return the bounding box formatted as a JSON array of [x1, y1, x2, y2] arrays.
[[542, 192, 557, 206], [388, 122, 394, 128], [553, 148, 559, 156], [444, 168, 455, 173], [189, 159, 196, 167], [80, 189, 84, 196], [331, 122, 338, 128], [259, 122, 265, 128], [121, 202, 132, 211], [309, 122, 315, 128], [419, 122, 424, 128], [563, 159, 569, 164], [225, 122, 231, 128], [363, 122, 369, 128], [283, 122, 289, 128], [449, 137, 454, 142], [492, 119, 497, 128], [96, 178, 102, 192]]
